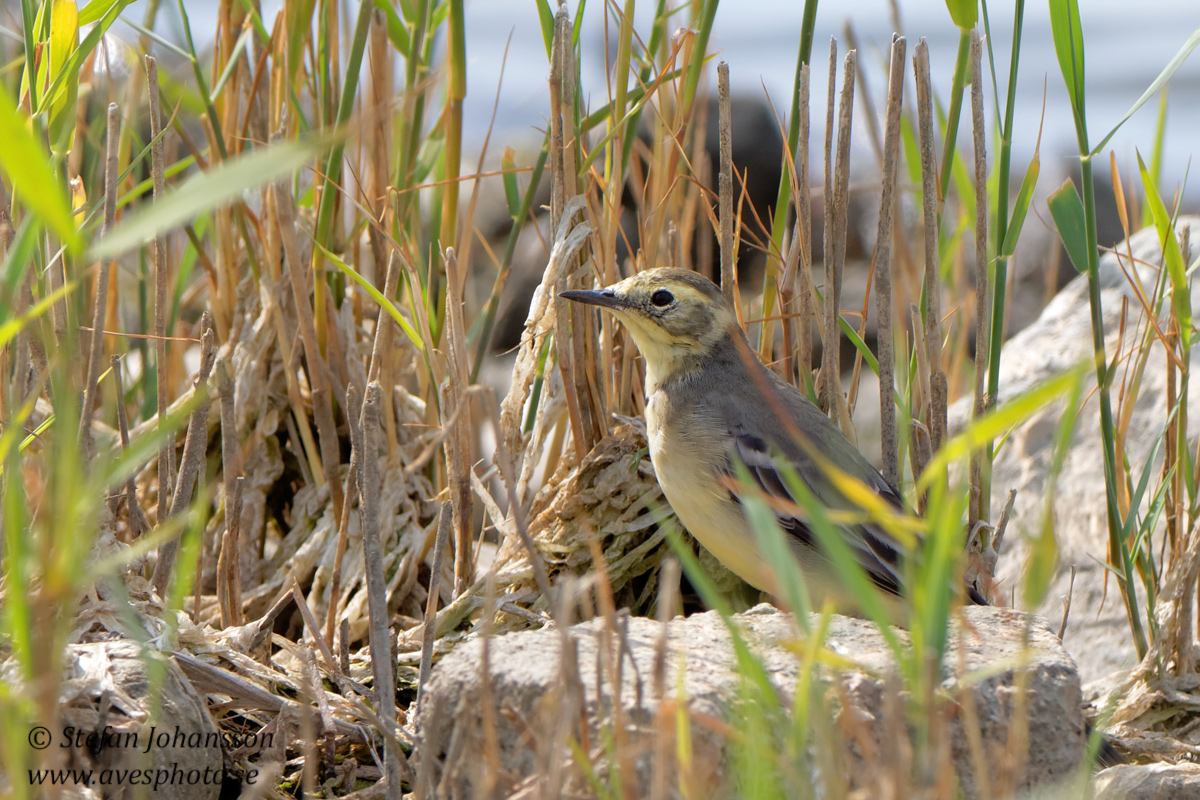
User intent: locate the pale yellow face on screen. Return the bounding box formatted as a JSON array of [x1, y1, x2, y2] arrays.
[[568, 268, 737, 388]]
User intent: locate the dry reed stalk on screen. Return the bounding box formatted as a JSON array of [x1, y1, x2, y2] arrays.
[[110, 355, 146, 539], [545, 581, 585, 800], [585, 531, 637, 799], [366, 9, 392, 283], [549, 9, 592, 462], [443, 247, 475, 594], [272, 176, 345, 521], [796, 64, 813, 387], [327, 385, 362, 647], [819, 38, 837, 402], [217, 361, 243, 627], [819, 42, 841, 416], [357, 381, 404, 799], [324, 252, 401, 643], [151, 317, 217, 596], [874, 36, 906, 488], [146, 56, 174, 527], [779, 220, 803, 383], [827, 50, 856, 437], [500, 198, 592, 501], [953, 617, 993, 800], [651, 557, 679, 800], [79, 103, 120, 462], [417, 503, 452, 718], [290, 580, 339, 676], [718, 61, 734, 306], [913, 40, 947, 452], [482, 388, 552, 598], [969, 31, 991, 531], [477, 570, 501, 800]]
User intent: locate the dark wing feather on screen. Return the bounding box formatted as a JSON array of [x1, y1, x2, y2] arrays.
[[723, 421, 907, 598]]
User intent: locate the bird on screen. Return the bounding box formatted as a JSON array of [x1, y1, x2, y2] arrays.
[[560, 266, 930, 615], [561, 266, 1125, 767]]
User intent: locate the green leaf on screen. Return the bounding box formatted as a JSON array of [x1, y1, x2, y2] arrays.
[[318, 243, 424, 350], [1091, 25, 1200, 157], [535, 0, 554, 59], [918, 366, 1086, 491], [999, 155, 1040, 259], [1137, 151, 1192, 348], [0, 83, 82, 254], [209, 26, 253, 101], [1048, 0, 1086, 113], [501, 147, 520, 219], [46, 0, 80, 151], [88, 138, 326, 261], [945, 0, 977, 30], [1047, 179, 1090, 273], [41, 0, 134, 118], [78, 0, 124, 25]]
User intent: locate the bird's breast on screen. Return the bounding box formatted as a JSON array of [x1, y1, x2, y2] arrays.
[[645, 389, 769, 589]]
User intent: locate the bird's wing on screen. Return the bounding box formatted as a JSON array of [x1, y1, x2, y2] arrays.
[[721, 422, 907, 597]]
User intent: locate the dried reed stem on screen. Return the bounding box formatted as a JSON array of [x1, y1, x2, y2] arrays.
[[796, 65, 813, 385], [217, 362, 243, 627], [969, 30, 991, 530], [443, 247, 475, 594], [79, 103, 120, 461], [549, 8, 594, 459], [820, 39, 838, 414], [147, 55, 175, 527], [874, 36, 906, 488], [152, 316, 216, 596], [358, 382, 404, 798], [717, 61, 734, 306], [111, 355, 146, 539], [824, 49, 856, 433], [417, 503, 453, 717], [366, 9, 392, 283], [327, 385, 363, 647], [651, 557, 680, 800], [914, 40, 947, 452], [272, 176, 345, 521]]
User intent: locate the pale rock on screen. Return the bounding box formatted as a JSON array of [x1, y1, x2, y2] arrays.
[[415, 604, 1089, 799], [949, 217, 1200, 684]]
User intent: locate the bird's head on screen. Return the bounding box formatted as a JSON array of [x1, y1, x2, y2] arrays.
[[560, 268, 738, 387]]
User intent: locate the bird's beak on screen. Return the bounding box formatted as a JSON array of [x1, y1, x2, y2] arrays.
[[559, 289, 628, 311]]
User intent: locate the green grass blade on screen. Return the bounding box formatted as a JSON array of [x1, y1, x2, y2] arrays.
[[318, 242, 424, 349], [89, 138, 326, 261], [998, 153, 1039, 259], [1136, 151, 1192, 348], [918, 366, 1085, 491], [1047, 178, 1089, 273], [0, 85, 81, 254], [1048, 0, 1086, 117], [1091, 25, 1200, 157]]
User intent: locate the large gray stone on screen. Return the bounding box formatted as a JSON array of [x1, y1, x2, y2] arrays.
[[1093, 762, 1200, 799], [950, 218, 1200, 684], [4, 640, 225, 800], [414, 605, 1089, 798]]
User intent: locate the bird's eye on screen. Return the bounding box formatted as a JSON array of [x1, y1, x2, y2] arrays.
[[650, 289, 674, 307]]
